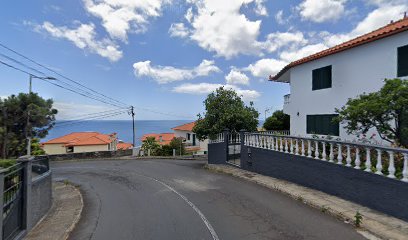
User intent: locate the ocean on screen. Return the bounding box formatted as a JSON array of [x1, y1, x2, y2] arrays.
[[44, 120, 193, 146]]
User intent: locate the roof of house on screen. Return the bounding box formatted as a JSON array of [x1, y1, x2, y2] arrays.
[[141, 133, 175, 145], [117, 142, 133, 150], [43, 132, 117, 147], [172, 122, 196, 131], [270, 16, 408, 81]]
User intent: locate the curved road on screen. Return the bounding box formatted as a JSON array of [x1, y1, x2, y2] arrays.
[[52, 159, 365, 240]]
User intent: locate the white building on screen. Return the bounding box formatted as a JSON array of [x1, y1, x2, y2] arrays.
[[172, 122, 208, 154], [270, 17, 408, 144]]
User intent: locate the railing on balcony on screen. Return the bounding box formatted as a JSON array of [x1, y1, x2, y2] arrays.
[[284, 94, 290, 104], [243, 133, 408, 182]]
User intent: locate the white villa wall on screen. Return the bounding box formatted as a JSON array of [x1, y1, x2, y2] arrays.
[[284, 31, 408, 144], [174, 129, 208, 153], [43, 144, 66, 154], [74, 144, 109, 153]]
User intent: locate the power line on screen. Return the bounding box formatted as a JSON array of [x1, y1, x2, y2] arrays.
[[53, 111, 129, 128], [0, 42, 130, 108], [0, 52, 129, 108], [54, 109, 129, 126]]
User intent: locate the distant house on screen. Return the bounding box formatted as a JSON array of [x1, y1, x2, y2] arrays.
[[172, 122, 208, 154], [270, 17, 408, 143], [42, 132, 118, 154], [117, 142, 133, 150], [141, 133, 175, 146]]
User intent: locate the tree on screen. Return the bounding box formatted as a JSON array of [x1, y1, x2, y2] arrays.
[[193, 87, 259, 140], [141, 136, 160, 155], [169, 137, 186, 156], [263, 110, 290, 130], [336, 78, 408, 147], [0, 93, 57, 158]]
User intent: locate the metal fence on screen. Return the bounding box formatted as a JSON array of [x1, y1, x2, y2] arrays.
[[0, 156, 52, 240]]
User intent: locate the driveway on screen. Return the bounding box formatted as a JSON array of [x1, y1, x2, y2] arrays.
[[52, 159, 365, 240]]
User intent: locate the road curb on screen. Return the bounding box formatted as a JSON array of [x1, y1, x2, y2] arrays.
[[205, 164, 408, 240], [24, 181, 83, 240]]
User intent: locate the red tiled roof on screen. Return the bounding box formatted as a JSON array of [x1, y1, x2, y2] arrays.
[[270, 17, 408, 81], [43, 132, 116, 146], [172, 122, 196, 131], [141, 133, 175, 146], [117, 142, 133, 150]]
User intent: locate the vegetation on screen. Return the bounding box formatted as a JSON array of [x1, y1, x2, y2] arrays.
[[141, 136, 160, 155], [354, 211, 363, 227], [336, 79, 408, 147], [0, 159, 17, 168], [263, 110, 290, 130], [156, 137, 186, 156], [193, 87, 259, 140], [0, 93, 57, 158]]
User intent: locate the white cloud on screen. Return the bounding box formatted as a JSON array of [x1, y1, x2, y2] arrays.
[[225, 69, 249, 85], [174, 0, 265, 59], [264, 31, 307, 53], [35, 22, 123, 62], [173, 83, 260, 101], [133, 59, 220, 84], [298, 0, 347, 23], [169, 23, 190, 38], [245, 58, 288, 78], [279, 43, 327, 62], [83, 0, 171, 42], [324, 4, 407, 46], [275, 10, 285, 25]]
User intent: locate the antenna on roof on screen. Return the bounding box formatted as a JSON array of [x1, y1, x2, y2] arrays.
[[390, 20, 394, 24], [404, 12, 407, 18]]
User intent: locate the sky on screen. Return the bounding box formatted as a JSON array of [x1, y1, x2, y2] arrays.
[[0, 0, 407, 121]]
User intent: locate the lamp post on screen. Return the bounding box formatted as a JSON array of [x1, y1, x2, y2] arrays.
[[26, 75, 56, 156]]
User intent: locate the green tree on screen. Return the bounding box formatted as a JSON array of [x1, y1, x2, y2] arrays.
[[263, 110, 290, 130], [336, 79, 408, 147], [193, 87, 259, 140], [169, 137, 186, 156], [141, 136, 160, 155], [0, 93, 57, 158], [31, 138, 46, 156]]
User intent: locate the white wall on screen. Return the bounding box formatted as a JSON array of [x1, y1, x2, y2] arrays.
[[74, 145, 109, 153], [174, 129, 208, 153], [285, 31, 408, 144]]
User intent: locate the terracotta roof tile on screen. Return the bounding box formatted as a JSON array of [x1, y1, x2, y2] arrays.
[[172, 122, 196, 131], [117, 142, 133, 150], [43, 132, 116, 146], [141, 133, 175, 145], [270, 17, 408, 81]]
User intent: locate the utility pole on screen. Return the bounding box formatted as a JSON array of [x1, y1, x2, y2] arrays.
[[130, 106, 136, 147], [264, 108, 271, 121], [26, 74, 56, 156]]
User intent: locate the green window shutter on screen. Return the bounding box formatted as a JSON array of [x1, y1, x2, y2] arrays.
[[306, 114, 339, 136], [312, 65, 332, 90], [398, 45, 408, 77]]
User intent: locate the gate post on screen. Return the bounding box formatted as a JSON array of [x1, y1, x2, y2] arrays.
[[223, 129, 229, 164], [239, 130, 247, 168], [0, 168, 6, 238], [17, 155, 34, 231]]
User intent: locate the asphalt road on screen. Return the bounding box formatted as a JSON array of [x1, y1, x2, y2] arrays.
[[52, 159, 365, 240]]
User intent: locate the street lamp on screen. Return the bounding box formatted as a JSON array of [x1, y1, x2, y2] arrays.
[[26, 74, 56, 156]]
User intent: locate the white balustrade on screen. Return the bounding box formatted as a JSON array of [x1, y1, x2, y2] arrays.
[[314, 141, 319, 160], [346, 145, 352, 167], [376, 149, 383, 175], [354, 148, 361, 169], [337, 144, 343, 165], [238, 132, 408, 183]]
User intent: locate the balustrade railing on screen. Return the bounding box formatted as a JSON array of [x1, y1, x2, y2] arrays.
[[209, 133, 225, 144], [258, 130, 290, 136], [244, 133, 408, 182]]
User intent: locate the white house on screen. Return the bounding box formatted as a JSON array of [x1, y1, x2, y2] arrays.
[[172, 122, 208, 154], [270, 17, 408, 144]]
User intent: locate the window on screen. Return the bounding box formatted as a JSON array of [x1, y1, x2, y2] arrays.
[[398, 45, 408, 77], [312, 65, 332, 90], [307, 114, 339, 136], [66, 146, 74, 153], [187, 133, 191, 140]]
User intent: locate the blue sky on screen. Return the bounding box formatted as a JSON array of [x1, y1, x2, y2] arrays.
[[0, 0, 407, 120]]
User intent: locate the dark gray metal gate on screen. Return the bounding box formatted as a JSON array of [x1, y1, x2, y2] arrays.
[[227, 131, 241, 166], [2, 164, 24, 240]]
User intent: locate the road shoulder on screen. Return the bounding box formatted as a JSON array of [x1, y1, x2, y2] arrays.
[[24, 181, 83, 240], [206, 164, 408, 240]]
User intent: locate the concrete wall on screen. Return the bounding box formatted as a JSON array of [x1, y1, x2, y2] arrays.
[[48, 149, 132, 161], [240, 145, 408, 222], [31, 172, 52, 226], [74, 144, 109, 153], [285, 31, 408, 143], [43, 144, 66, 155]]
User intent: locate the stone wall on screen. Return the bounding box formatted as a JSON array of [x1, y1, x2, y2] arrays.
[[48, 149, 132, 161]]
